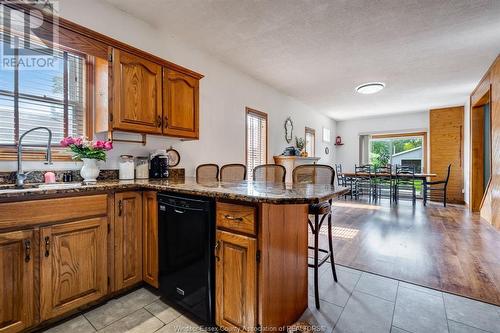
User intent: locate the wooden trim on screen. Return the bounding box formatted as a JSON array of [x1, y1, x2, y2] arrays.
[[371, 131, 428, 173], [0, 147, 73, 161], [305, 126, 316, 157], [245, 107, 269, 166], [3, 2, 204, 79]]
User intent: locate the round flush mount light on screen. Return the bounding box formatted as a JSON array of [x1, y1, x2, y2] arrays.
[[355, 82, 385, 94]]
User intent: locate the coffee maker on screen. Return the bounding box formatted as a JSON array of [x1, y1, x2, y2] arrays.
[[149, 150, 170, 178]]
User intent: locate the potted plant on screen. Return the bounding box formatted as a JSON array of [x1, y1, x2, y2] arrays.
[[295, 137, 307, 157], [60, 137, 113, 183]]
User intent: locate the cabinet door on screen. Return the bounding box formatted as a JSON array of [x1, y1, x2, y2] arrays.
[[215, 230, 257, 332], [112, 49, 163, 134], [142, 191, 158, 288], [40, 218, 107, 321], [163, 68, 199, 139], [115, 192, 143, 290], [0, 230, 35, 333]]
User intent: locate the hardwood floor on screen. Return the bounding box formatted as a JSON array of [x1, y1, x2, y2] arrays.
[[315, 198, 500, 306]]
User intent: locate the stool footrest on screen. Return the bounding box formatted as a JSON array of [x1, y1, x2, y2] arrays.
[[307, 246, 330, 268]]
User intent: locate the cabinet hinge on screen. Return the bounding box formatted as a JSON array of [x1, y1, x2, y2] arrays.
[[107, 223, 111, 234], [107, 277, 110, 286], [108, 52, 113, 62], [109, 113, 113, 122], [256, 250, 261, 263]]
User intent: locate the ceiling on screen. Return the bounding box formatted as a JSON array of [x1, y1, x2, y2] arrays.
[[100, 0, 500, 120]]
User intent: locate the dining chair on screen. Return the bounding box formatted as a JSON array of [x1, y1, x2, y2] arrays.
[[394, 165, 416, 205], [220, 163, 247, 182], [292, 164, 338, 310], [374, 165, 393, 201], [423, 164, 451, 207], [196, 164, 219, 182], [354, 164, 374, 199], [252, 164, 286, 183], [335, 164, 357, 199]]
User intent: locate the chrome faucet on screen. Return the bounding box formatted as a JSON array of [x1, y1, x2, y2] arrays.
[[16, 127, 53, 187]]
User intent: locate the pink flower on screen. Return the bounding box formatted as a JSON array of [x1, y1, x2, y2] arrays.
[[73, 137, 83, 146], [104, 141, 113, 151], [93, 140, 105, 149], [60, 136, 74, 147]]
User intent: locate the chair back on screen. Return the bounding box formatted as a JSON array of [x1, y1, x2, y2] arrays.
[[292, 164, 335, 185], [375, 164, 392, 180], [335, 164, 344, 186], [253, 164, 286, 183], [355, 164, 372, 179], [220, 164, 247, 182], [444, 164, 452, 186], [196, 164, 219, 182], [396, 165, 415, 185]]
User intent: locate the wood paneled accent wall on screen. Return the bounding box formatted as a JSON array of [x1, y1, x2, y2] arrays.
[[429, 106, 464, 204], [470, 55, 500, 228]]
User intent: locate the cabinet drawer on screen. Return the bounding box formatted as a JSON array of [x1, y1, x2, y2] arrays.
[[216, 202, 256, 235], [0, 194, 108, 229]]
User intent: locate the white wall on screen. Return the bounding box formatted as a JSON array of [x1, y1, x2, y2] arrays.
[[335, 111, 429, 172], [0, 0, 336, 176]]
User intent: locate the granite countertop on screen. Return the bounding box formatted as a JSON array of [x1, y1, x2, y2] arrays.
[[0, 178, 349, 204]]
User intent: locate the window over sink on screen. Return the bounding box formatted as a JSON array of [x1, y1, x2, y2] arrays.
[[0, 31, 87, 159]]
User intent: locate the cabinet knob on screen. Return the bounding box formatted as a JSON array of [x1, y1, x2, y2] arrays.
[[118, 200, 123, 217]]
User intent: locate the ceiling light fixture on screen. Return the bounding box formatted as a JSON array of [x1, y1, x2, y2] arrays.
[[356, 82, 385, 95]]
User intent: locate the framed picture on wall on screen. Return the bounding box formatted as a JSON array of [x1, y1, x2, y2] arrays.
[[323, 127, 331, 143]]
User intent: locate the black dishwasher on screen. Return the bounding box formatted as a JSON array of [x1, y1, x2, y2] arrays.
[[158, 193, 215, 324]]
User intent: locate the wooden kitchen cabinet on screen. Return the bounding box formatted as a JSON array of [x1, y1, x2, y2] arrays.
[[163, 67, 199, 139], [114, 192, 143, 290], [215, 230, 257, 332], [0, 230, 35, 333], [40, 217, 108, 321], [111, 48, 163, 134], [142, 191, 158, 288]]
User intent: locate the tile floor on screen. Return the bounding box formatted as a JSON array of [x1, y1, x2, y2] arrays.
[[42, 264, 500, 333]]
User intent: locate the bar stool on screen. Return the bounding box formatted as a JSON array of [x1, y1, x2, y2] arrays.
[[220, 163, 247, 182], [196, 164, 219, 182], [252, 164, 286, 183], [292, 164, 338, 309]]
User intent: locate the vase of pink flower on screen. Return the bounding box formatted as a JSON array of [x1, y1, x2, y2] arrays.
[[60, 137, 113, 183]]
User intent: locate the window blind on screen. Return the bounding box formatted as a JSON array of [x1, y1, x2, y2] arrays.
[[0, 33, 86, 147], [246, 110, 267, 179]]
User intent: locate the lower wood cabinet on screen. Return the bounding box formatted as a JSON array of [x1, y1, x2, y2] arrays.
[[215, 230, 257, 332], [114, 192, 143, 290], [40, 217, 108, 321], [0, 230, 35, 333], [142, 191, 159, 287]]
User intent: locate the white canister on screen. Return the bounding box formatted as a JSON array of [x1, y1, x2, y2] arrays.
[[135, 156, 149, 179], [119, 155, 135, 180]]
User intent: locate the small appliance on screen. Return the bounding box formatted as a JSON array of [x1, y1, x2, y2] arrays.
[[150, 150, 170, 178]]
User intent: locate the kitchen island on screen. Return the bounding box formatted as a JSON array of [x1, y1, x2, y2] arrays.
[[0, 178, 348, 333]]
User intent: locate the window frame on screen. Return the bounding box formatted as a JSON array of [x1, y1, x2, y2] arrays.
[[305, 126, 316, 157], [245, 107, 268, 177], [0, 31, 93, 161]]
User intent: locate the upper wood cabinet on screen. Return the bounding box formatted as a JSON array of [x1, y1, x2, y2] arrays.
[[111, 49, 163, 134], [215, 230, 257, 332], [142, 191, 159, 288], [163, 68, 199, 139], [40, 217, 108, 321], [0, 230, 35, 333], [114, 192, 143, 290]]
